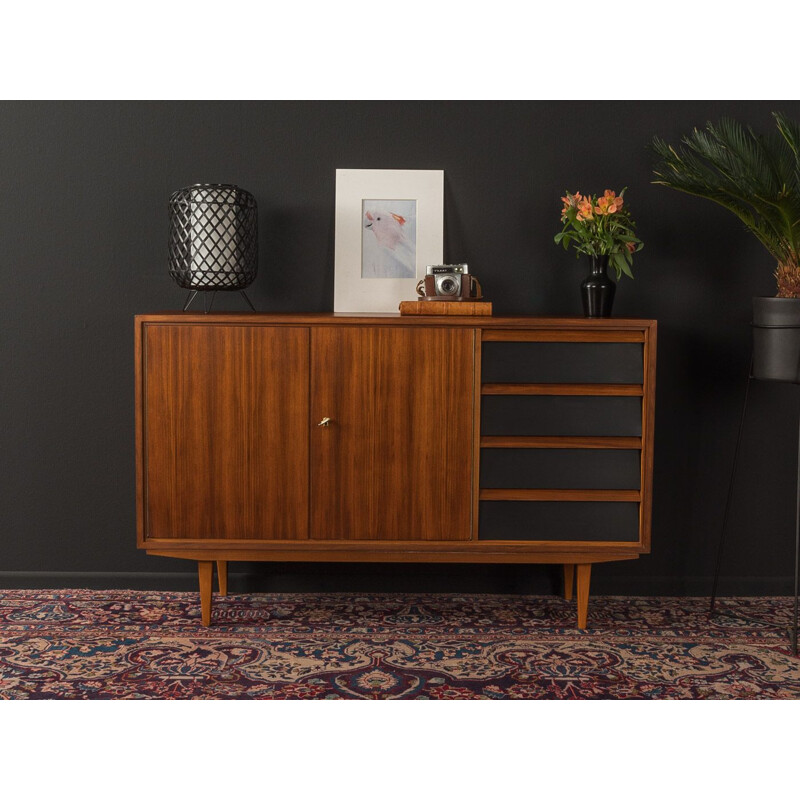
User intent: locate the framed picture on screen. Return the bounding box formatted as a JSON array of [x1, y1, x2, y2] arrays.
[[334, 169, 444, 312]]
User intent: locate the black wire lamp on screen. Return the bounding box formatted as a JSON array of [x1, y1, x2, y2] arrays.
[[168, 184, 258, 313]]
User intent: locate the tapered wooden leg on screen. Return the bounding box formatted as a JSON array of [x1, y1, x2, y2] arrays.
[[198, 561, 213, 626], [563, 564, 575, 601], [216, 560, 228, 596], [576, 563, 592, 629]]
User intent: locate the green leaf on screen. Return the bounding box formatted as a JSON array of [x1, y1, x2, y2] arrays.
[[652, 115, 800, 273], [612, 251, 634, 280]]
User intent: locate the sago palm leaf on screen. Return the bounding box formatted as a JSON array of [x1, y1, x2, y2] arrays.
[[773, 112, 800, 225], [652, 138, 785, 259], [652, 115, 800, 271]]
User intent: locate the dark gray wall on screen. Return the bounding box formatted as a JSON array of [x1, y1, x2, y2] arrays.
[[2, 100, 798, 595]]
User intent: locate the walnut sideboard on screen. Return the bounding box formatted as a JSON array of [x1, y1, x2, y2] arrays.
[[135, 313, 656, 626]]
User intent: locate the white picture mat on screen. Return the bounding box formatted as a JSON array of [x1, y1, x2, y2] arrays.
[[334, 169, 444, 312]]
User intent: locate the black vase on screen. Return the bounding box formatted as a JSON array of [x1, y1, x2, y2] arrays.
[[581, 255, 616, 318], [752, 296, 800, 382]]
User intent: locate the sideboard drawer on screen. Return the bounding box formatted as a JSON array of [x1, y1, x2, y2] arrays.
[[481, 395, 642, 437], [482, 341, 643, 384], [478, 500, 640, 542], [480, 448, 641, 491]]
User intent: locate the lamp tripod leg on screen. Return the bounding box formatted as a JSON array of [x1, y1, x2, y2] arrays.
[[183, 290, 199, 312], [240, 290, 256, 312]]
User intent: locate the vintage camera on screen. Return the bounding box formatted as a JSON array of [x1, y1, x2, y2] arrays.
[[424, 264, 471, 297], [415, 263, 483, 301]]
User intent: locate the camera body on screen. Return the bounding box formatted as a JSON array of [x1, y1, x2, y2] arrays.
[[424, 263, 471, 298]]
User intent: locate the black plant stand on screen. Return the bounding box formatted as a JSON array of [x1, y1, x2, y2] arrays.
[[710, 355, 800, 657]]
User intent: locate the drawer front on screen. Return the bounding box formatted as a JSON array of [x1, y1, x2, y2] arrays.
[[482, 341, 643, 384], [479, 501, 640, 542], [481, 395, 642, 437], [480, 448, 641, 491]]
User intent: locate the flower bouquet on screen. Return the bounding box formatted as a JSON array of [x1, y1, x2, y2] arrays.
[[555, 189, 643, 279], [554, 189, 643, 317]]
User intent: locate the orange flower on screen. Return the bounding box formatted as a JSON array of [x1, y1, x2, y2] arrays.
[[595, 190, 623, 215], [576, 199, 594, 221], [626, 241, 636, 253], [560, 191, 584, 220], [560, 191, 583, 205]]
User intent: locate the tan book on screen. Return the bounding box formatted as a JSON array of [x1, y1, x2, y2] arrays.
[[399, 300, 493, 316]]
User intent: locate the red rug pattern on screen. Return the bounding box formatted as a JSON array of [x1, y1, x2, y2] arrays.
[[1, 591, 799, 699]]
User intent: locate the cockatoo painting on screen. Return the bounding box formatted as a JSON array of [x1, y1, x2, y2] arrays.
[[362, 199, 417, 278]]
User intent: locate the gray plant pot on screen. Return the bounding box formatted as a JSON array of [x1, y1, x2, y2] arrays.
[[752, 296, 800, 383]]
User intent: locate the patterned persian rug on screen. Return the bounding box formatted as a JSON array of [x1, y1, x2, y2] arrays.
[[1, 590, 799, 699]]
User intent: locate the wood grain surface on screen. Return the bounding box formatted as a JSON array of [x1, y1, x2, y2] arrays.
[[310, 326, 475, 540], [143, 324, 309, 540], [136, 313, 653, 330], [639, 322, 657, 551]]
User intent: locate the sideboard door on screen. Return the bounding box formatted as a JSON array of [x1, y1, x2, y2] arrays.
[[143, 324, 309, 540], [310, 326, 475, 540]]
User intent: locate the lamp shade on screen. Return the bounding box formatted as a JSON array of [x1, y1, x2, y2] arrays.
[[168, 184, 258, 290]]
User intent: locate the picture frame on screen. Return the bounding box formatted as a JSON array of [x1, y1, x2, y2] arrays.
[[334, 169, 444, 312]]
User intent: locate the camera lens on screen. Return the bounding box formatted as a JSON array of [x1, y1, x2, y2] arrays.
[[440, 277, 457, 294]]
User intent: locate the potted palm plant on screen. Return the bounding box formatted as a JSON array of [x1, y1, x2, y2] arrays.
[[652, 113, 800, 381]]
